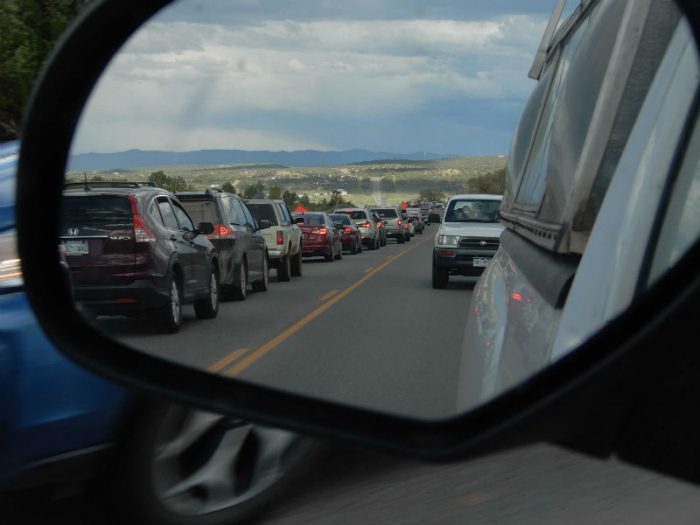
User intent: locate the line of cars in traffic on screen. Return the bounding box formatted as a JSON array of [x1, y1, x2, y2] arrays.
[[58, 180, 431, 334]]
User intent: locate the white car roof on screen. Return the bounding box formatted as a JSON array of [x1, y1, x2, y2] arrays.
[[447, 194, 503, 201]]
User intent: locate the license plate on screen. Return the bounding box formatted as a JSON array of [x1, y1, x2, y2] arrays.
[[473, 257, 491, 268], [63, 240, 89, 256]]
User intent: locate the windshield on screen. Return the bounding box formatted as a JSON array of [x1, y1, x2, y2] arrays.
[[294, 213, 325, 225], [60, 195, 133, 235], [444, 199, 501, 223], [372, 209, 398, 219], [246, 203, 279, 226], [329, 214, 352, 225], [178, 199, 220, 224]]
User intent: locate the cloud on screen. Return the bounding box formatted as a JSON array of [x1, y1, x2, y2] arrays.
[[72, 5, 545, 155]]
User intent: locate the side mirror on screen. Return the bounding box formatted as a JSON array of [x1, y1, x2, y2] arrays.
[[294, 217, 305, 225], [258, 219, 272, 229], [198, 222, 215, 235]]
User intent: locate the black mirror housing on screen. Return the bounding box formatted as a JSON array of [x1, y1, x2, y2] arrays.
[[198, 222, 215, 235]]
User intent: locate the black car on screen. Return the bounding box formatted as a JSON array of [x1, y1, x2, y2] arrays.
[[60, 183, 219, 332], [178, 189, 269, 300]]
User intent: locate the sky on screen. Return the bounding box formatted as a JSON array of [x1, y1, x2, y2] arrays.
[[71, 0, 572, 156]]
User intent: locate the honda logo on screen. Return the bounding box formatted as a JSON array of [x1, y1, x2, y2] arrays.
[[68, 228, 79, 236]]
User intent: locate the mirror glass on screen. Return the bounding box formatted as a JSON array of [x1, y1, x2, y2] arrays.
[[62, 0, 697, 420]]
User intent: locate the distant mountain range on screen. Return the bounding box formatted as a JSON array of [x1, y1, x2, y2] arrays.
[[67, 148, 452, 171]]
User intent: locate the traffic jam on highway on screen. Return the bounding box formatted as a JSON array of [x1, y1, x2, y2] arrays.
[[58, 183, 498, 335]]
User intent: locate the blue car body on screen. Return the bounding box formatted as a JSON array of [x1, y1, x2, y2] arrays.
[[0, 141, 131, 487]]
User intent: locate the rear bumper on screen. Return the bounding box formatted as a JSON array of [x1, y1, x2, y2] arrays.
[[302, 238, 331, 256], [73, 279, 168, 314]]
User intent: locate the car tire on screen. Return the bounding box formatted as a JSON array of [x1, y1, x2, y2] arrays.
[[290, 247, 302, 277], [357, 238, 363, 253], [278, 253, 292, 281], [324, 242, 334, 262], [432, 262, 449, 289], [157, 273, 182, 333], [398, 234, 405, 244], [381, 236, 386, 247], [194, 266, 219, 319], [350, 239, 358, 254], [335, 241, 342, 260], [108, 400, 321, 525], [232, 260, 248, 300], [252, 255, 269, 292]]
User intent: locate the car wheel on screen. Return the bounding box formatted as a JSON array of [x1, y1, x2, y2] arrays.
[[398, 234, 405, 244], [110, 401, 320, 525], [324, 242, 334, 262], [335, 240, 342, 260], [357, 238, 363, 253], [157, 273, 182, 333], [232, 260, 248, 300], [381, 236, 386, 247], [432, 262, 449, 289], [350, 239, 358, 254], [278, 253, 292, 281], [290, 247, 302, 277], [252, 255, 269, 292], [194, 266, 219, 319]]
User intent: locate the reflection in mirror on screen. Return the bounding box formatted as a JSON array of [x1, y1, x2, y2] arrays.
[[63, 0, 695, 420]]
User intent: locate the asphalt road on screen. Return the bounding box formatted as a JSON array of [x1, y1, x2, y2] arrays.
[[108, 223, 476, 419]]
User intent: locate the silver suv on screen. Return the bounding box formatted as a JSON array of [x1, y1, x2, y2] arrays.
[[333, 208, 381, 250], [245, 199, 303, 281], [370, 207, 406, 244]]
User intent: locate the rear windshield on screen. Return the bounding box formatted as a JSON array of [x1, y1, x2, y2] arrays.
[[294, 214, 325, 225], [336, 210, 367, 220], [178, 199, 220, 224], [61, 195, 133, 235], [246, 203, 279, 226], [329, 214, 351, 225], [444, 199, 501, 223], [372, 209, 398, 218]]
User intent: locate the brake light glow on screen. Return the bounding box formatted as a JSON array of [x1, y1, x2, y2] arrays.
[[359, 221, 371, 228], [311, 228, 328, 236], [209, 224, 234, 239], [343, 226, 352, 233], [276, 231, 285, 245], [128, 195, 155, 243], [511, 292, 523, 302], [397, 220, 402, 225]]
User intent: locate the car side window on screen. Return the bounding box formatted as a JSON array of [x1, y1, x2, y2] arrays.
[[171, 200, 195, 232], [157, 197, 179, 230], [147, 200, 165, 227], [228, 198, 245, 225], [276, 203, 289, 225], [241, 203, 257, 228], [648, 114, 700, 285]]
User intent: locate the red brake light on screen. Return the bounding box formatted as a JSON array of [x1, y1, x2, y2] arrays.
[[276, 230, 285, 245], [207, 224, 234, 239], [359, 221, 371, 228], [128, 195, 155, 243], [343, 226, 352, 233], [511, 292, 523, 302], [311, 228, 328, 236], [397, 220, 402, 225]]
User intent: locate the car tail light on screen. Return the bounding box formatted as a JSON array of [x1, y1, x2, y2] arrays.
[[311, 228, 328, 236], [343, 226, 352, 233], [208, 224, 234, 239], [359, 221, 371, 228], [397, 220, 402, 225], [128, 195, 155, 243], [276, 230, 285, 245]]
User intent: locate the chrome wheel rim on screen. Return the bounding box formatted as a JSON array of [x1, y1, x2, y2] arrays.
[[151, 408, 301, 515]]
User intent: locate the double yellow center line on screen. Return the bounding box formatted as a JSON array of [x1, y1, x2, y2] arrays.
[[209, 236, 432, 376]]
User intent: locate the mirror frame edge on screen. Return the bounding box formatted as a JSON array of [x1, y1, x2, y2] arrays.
[[14, 0, 700, 483]]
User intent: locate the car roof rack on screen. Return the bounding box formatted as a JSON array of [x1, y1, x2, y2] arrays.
[[64, 180, 158, 190]]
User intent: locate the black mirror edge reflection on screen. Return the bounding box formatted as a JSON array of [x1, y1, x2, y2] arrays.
[[15, 0, 700, 484]]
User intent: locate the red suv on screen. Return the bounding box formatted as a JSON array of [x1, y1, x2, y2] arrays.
[[60, 182, 219, 333]]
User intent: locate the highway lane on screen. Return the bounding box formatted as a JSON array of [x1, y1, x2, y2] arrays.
[[106, 223, 477, 419]]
